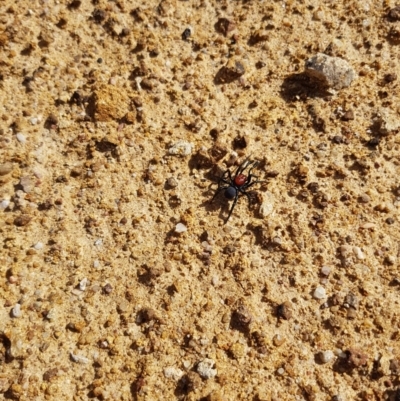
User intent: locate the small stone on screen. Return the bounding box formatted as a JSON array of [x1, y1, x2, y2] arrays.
[[321, 266, 331, 276], [342, 110, 354, 121], [273, 334, 285, 346], [34, 242, 44, 250], [347, 348, 368, 367], [0, 199, 10, 210], [197, 358, 217, 379], [385, 255, 396, 265], [231, 305, 253, 332], [373, 109, 400, 136], [11, 304, 21, 318], [103, 283, 113, 294], [215, 17, 235, 36], [70, 352, 90, 364], [276, 302, 292, 320], [388, 6, 400, 21], [163, 367, 184, 381], [230, 343, 245, 359], [313, 286, 326, 300], [79, 278, 88, 291], [175, 223, 187, 233], [276, 367, 285, 375], [386, 217, 395, 225], [305, 53, 356, 90], [259, 191, 274, 218], [0, 163, 13, 176], [16, 133, 26, 143], [358, 194, 370, 203], [352, 246, 365, 260], [14, 215, 32, 227], [215, 58, 245, 84], [168, 140, 193, 156], [319, 350, 335, 364], [20, 176, 34, 193], [166, 177, 178, 188]]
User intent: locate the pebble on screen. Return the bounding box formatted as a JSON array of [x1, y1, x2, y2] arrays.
[[352, 246, 365, 260], [175, 223, 187, 233], [93, 260, 100, 268], [79, 278, 88, 291], [11, 304, 21, 318], [20, 176, 34, 193], [33, 242, 44, 250], [276, 367, 285, 375], [320, 266, 331, 276], [0, 163, 13, 176], [70, 352, 90, 364], [16, 133, 26, 143], [168, 140, 193, 156], [313, 286, 326, 300], [376, 110, 400, 135], [319, 350, 335, 364], [0, 199, 10, 210], [163, 367, 184, 381], [197, 358, 217, 379], [305, 53, 356, 90], [259, 191, 274, 217], [14, 215, 32, 227]]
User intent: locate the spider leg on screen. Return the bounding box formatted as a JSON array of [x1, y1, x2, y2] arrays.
[[225, 191, 239, 223], [236, 156, 251, 176], [241, 179, 263, 190], [246, 161, 259, 177], [240, 189, 253, 205]]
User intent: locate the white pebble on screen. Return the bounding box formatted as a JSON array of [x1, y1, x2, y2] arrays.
[[175, 223, 187, 233], [11, 303, 21, 318], [93, 260, 100, 268], [34, 242, 44, 250], [94, 239, 103, 246], [0, 199, 10, 210], [79, 278, 88, 291], [276, 367, 285, 375], [163, 367, 184, 381], [197, 358, 217, 379], [16, 133, 26, 143], [353, 246, 365, 260], [168, 140, 193, 156], [30, 117, 38, 125], [320, 266, 331, 276], [259, 191, 274, 217], [313, 286, 326, 300], [70, 352, 90, 364], [319, 350, 335, 364]]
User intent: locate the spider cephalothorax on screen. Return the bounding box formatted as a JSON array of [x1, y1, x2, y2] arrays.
[[211, 157, 262, 223]]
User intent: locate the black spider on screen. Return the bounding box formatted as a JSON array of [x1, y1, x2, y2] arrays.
[[211, 157, 262, 223]]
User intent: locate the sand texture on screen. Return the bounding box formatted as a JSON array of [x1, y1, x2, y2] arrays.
[[1, 1, 400, 400]]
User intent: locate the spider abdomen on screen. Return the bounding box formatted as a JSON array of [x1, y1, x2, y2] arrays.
[[234, 174, 247, 186], [224, 186, 237, 199]]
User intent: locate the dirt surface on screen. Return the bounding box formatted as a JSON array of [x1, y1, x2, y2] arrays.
[[1, 1, 400, 400]]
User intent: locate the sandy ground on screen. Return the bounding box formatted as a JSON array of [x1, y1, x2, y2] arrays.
[[1, 0, 400, 400]]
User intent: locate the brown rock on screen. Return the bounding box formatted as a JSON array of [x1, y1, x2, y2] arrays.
[[215, 18, 235, 36], [347, 348, 368, 367], [388, 6, 400, 21], [0, 163, 13, 176], [215, 58, 245, 84], [14, 215, 32, 227], [231, 304, 252, 332], [93, 85, 129, 122]]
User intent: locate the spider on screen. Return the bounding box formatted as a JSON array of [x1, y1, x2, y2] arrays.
[[211, 156, 262, 223]]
